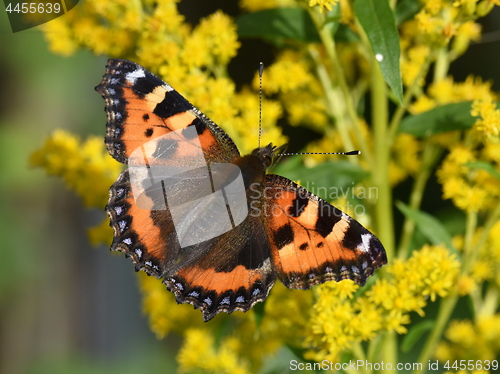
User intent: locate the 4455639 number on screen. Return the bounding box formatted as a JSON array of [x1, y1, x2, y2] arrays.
[[6, 2, 61, 14], [444, 360, 498, 371]]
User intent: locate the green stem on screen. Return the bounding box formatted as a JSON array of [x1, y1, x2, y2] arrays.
[[371, 53, 395, 260], [382, 331, 398, 374], [478, 285, 499, 318], [397, 141, 443, 259], [434, 48, 450, 83], [415, 294, 458, 374], [416, 205, 478, 372], [307, 7, 374, 169], [463, 202, 500, 274], [348, 342, 369, 374], [388, 53, 434, 144], [308, 46, 356, 153], [462, 211, 478, 274]]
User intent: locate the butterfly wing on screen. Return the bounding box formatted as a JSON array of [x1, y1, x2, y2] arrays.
[[106, 168, 276, 321], [97, 60, 276, 321], [95, 59, 240, 165], [262, 175, 387, 288]]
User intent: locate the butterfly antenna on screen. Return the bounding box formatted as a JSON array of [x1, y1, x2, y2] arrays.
[[274, 150, 361, 156], [258, 62, 264, 149]]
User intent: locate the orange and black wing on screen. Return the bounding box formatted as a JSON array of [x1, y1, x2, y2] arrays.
[[95, 59, 239, 165], [262, 175, 387, 289]]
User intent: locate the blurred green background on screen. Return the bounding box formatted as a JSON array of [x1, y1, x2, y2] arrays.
[[0, 9, 179, 374], [2, 3, 500, 374]]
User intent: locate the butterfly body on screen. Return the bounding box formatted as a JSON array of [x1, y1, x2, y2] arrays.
[[96, 59, 387, 321]]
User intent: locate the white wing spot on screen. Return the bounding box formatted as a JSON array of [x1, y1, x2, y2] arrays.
[[236, 296, 245, 303], [118, 220, 126, 232], [375, 53, 384, 61], [204, 297, 213, 306], [220, 296, 230, 305], [252, 288, 261, 296], [188, 291, 199, 298], [122, 238, 132, 245], [134, 248, 142, 259], [125, 68, 146, 84], [358, 233, 373, 253]]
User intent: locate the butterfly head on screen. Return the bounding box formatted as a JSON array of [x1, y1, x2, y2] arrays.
[[250, 143, 288, 170]]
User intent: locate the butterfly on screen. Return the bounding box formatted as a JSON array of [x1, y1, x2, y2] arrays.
[[95, 59, 387, 321]]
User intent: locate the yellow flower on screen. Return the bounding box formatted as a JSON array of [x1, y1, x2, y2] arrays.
[[262, 52, 313, 95], [391, 133, 422, 185], [452, 21, 482, 57], [194, 11, 240, 66], [401, 45, 431, 87], [139, 273, 204, 338], [472, 99, 500, 142], [471, 260, 493, 282], [177, 328, 251, 374], [309, 0, 338, 13], [30, 130, 121, 208], [41, 18, 78, 56], [456, 275, 477, 296], [446, 320, 475, 348], [87, 218, 113, 247], [385, 310, 411, 334]]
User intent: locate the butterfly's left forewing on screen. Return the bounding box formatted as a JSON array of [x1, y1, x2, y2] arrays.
[[96, 59, 240, 165], [262, 175, 387, 289]]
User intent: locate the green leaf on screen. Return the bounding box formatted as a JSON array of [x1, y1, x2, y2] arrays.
[[395, 0, 421, 25], [396, 201, 458, 254], [354, 0, 403, 104], [274, 158, 369, 201], [465, 161, 500, 181], [399, 102, 477, 136], [236, 8, 320, 43], [402, 320, 435, 352], [335, 24, 360, 42]]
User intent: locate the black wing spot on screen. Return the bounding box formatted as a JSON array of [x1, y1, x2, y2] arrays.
[[273, 224, 294, 249], [316, 202, 342, 238], [133, 76, 162, 98], [194, 119, 207, 135], [317, 242, 324, 248], [143, 113, 150, 121], [288, 193, 309, 217], [342, 223, 364, 251], [299, 242, 308, 250], [145, 128, 154, 137]]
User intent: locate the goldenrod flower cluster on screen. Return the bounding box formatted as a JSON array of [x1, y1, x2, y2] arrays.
[[30, 0, 500, 373], [305, 245, 459, 362], [30, 130, 121, 208]]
